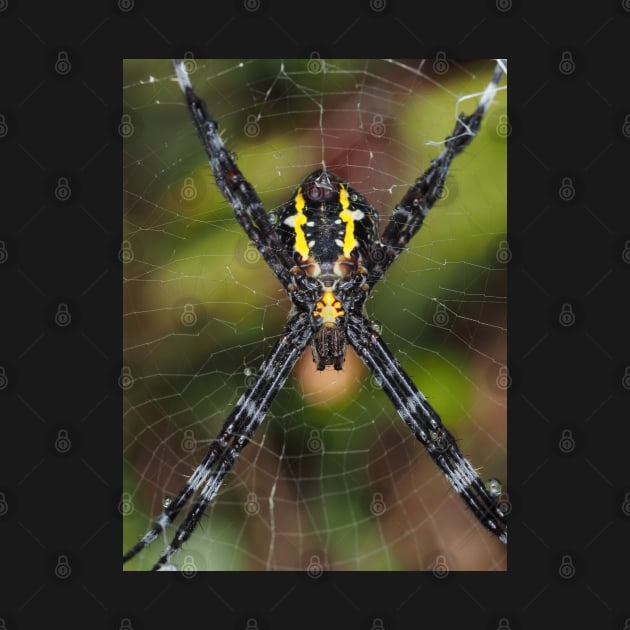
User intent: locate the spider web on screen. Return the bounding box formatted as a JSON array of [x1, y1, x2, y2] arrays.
[[122, 58, 507, 571]]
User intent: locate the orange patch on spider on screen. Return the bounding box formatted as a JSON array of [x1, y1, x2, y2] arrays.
[[313, 290, 345, 325]]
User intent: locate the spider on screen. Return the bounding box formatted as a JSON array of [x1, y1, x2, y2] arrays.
[[123, 58, 508, 570]]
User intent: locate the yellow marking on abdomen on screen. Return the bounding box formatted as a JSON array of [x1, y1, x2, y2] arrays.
[[283, 187, 309, 258], [313, 289, 345, 325], [338, 184, 364, 257]]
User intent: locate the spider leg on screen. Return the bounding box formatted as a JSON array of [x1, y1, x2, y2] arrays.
[[123, 312, 313, 570], [345, 312, 507, 543], [367, 59, 506, 290], [173, 59, 297, 293]]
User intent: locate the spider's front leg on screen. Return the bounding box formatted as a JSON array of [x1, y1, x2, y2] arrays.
[[346, 312, 507, 543], [123, 313, 313, 570]]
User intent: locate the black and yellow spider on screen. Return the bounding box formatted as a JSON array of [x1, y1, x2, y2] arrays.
[[123, 58, 507, 570]]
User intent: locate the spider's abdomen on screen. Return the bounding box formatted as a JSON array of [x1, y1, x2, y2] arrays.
[[277, 170, 379, 277]]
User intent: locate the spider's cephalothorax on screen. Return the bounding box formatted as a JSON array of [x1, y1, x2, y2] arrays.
[[123, 60, 507, 570], [277, 170, 379, 370]]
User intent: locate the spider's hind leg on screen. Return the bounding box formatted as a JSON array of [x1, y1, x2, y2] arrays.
[[365, 59, 507, 290], [172, 59, 296, 293]]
